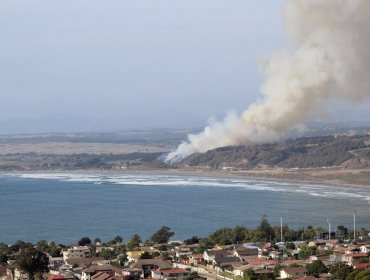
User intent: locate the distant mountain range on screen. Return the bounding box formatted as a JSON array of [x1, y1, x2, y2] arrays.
[[0, 112, 208, 135]]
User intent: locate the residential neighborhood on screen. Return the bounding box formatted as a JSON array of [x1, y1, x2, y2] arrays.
[[1, 222, 370, 280]]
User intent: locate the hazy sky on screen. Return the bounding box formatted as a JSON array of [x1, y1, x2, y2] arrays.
[[3, 0, 367, 133]]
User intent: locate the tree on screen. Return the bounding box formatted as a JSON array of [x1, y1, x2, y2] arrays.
[[139, 251, 153, 259], [345, 269, 370, 280], [196, 238, 214, 253], [232, 225, 249, 244], [273, 264, 284, 278], [208, 227, 233, 245], [329, 263, 353, 280], [306, 260, 328, 276], [127, 234, 142, 251], [255, 216, 274, 241], [111, 235, 123, 244], [301, 226, 317, 241], [35, 241, 61, 257], [243, 269, 255, 280], [94, 237, 101, 244], [78, 236, 91, 246], [99, 248, 117, 260], [298, 245, 316, 260], [150, 226, 174, 243], [337, 225, 349, 240], [16, 248, 49, 280], [184, 236, 200, 245], [11, 240, 33, 252], [0, 252, 8, 265]]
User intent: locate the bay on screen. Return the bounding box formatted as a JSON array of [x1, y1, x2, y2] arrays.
[[0, 172, 369, 244]]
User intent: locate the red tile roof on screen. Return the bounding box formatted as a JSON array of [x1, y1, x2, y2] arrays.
[[343, 253, 368, 257], [48, 275, 65, 280], [354, 262, 370, 269]]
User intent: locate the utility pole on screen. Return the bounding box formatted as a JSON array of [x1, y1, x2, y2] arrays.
[[354, 213, 356, 241], [327, 219, 331, 240], [280, 216, 283, 243]]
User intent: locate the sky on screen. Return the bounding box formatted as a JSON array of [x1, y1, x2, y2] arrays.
[[0, 0, 368, 133]]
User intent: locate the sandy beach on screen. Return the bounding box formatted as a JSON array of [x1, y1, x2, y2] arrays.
[[25, 166, 369, 188]]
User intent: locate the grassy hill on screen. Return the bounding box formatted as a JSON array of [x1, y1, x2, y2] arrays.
[[178, 135, 370, 169]]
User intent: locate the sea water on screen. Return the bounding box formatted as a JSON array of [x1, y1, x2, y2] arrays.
[[0, 173, 369, 244]]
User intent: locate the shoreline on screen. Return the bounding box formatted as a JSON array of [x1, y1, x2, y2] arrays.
[[3, 166, 370, 189]]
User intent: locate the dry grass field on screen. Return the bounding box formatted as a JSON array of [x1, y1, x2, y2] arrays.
[[0, 142, 168, 155]]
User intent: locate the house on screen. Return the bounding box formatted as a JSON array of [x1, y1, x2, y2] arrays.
[[232, 264, 254, 277], [354, 262, 370, 269], [122, 268, 143, 278], [131, 259, 172, 278], [90, 272, 123, 280], [4, 267, 28, 280], [65, 257, 104, 267], [188, 254, 204, 266], [48, 256, 65, 269], [233, 249, 259, 261], [329, 254, 342, 264], [127, 251, 144, 262], [246, 258, 278, 269], [63, 246, 91, 261], [212, 255, 241, 269], [280, 267, 307, 279], [151, 268, 190, 279], [341, 253, 369, 266], [269, 250, 284, 260], [81, 265, 121, 280], [48, 275, 65, 280], [203, 250, 230, 263], [325, 240, 339, 249], [360, 245, 370, 253], [174, 246, 192, 258]]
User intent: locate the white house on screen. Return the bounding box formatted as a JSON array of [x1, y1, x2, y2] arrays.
[[63, 246, 91, 261], [279, 267, 307, 279]]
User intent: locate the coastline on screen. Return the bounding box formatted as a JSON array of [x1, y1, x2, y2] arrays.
[[3, 166, 370, 189]]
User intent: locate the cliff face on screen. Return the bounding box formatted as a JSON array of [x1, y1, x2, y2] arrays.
[[177, 135, 370, 170]]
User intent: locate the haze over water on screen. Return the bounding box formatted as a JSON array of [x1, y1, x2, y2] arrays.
[[0, 173, 369, 244]]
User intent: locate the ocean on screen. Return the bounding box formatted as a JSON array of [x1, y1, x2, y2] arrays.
[[0, 173, 369, 244]]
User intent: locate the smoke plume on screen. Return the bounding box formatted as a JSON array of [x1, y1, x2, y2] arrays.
[[166, 0, 370, 163]]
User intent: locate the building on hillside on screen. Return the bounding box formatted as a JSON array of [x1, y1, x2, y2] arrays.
[[4, 267, 28, 280], [188, 254, 204, 266], [48, 256, 65, 269], [233, 249, 259, 261], [122, 268, 143, 278], [279, 267, 307, 279], [360, 245, 370, 253], [127, 251, 144, 262], [341, 253, 369, 266], [65, 257, 104, 267], [63, 246, 91, 261], [151, 268, 190, 279], [81, 265, 121, 280], [131, 259, 172, 278], [203, 250, 230, 263]]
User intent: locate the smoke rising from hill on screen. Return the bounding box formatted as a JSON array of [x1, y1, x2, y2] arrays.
[[166, 0, 370, 163]]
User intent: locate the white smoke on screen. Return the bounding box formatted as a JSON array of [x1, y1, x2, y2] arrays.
[[166, 0, 370, 163]]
